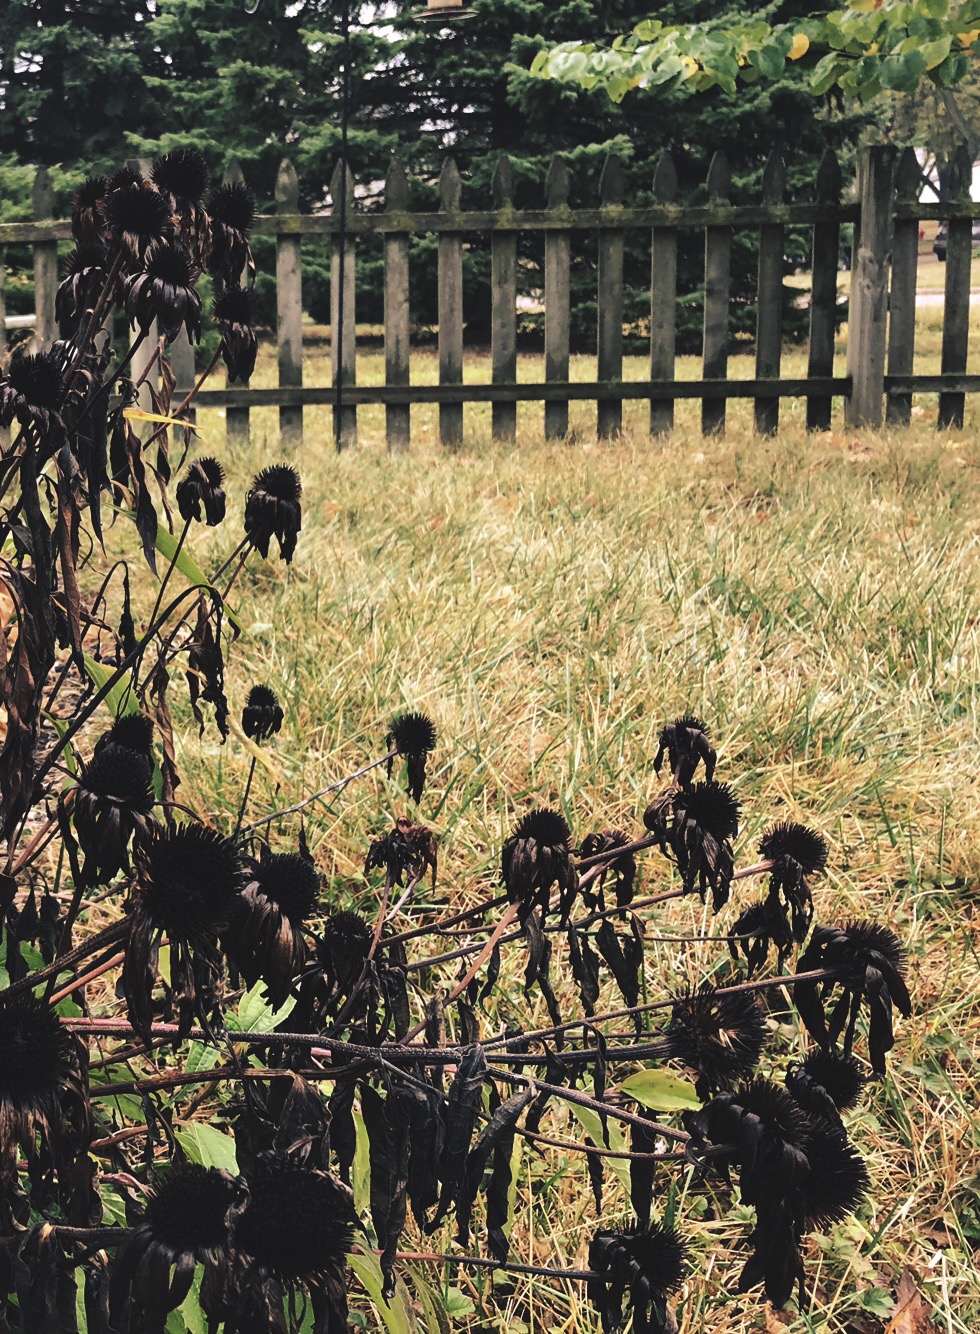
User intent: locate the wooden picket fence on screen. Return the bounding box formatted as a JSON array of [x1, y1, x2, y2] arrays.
[[2, 143, 979, 448]]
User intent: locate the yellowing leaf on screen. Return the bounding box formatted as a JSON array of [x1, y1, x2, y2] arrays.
[[680, 54, 699, 76], [958, 29, 980, 46], [619, 1068, 701, 1113], [122, 407, 198, 433], [788, 32, 810, 60]]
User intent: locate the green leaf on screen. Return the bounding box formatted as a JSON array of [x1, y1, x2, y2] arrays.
[[348, 1253, 418, 1334], [154, 523, 244, 635], [225, 980, 296, 1032], [858, 1287, 895, 1317], [566, 1103, 631, 1192], [880, 48, 927, 90], [619, 1069, 701, 1113], [175, 1123, 239, 1173], [82, 653, 136, 719]]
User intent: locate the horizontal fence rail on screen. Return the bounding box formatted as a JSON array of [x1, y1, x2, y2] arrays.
[[1, 143, 977, 448]]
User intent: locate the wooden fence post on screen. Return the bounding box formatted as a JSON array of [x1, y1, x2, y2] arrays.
[[491, 156, 517, 442], [597, 155, 625, 440], [384, 157, 411, 452], [845, 145, 895, 429], [331, 160, 357, 449], [650, 151, 678, 436], [702, 152, 732, 435], [276, 157, 303, 448], [938, 142, 972, 430], [807, 149, 842, 432], [886, 147, 922, 428], [544, 156, 571, 440], [32, 167, 57, 352], [126, 159, 158, 410], [0, 172, 6, 449], [438, 158, 464, 448], [224, 159, 251, 448], [754, 151, 785, 435]]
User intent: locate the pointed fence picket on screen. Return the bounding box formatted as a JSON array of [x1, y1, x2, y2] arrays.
[[5, 146, 980, 449]]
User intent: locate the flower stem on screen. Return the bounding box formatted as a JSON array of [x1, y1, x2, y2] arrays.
[[241, 750, 397, 834], [234, 754, 258, 836]]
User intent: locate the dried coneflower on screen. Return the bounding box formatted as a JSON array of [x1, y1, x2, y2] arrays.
[[793, 921, 912, 1077], [241, 685, 284, 742], [110, 1164, 241, 1333], [123, 239, 202, 343], [785, 1050, 865, 1125], [756, 822, 829, 946], [66, 743, 156, 888], [588, 1223, 686, 1334], [214, 284, 258, 383], [244, 464, 302, 563], [93, 711, 155, 761], [665, 984, 767, 1097], [55, 245, 108, 323], [800, 1119, 869, 1228], [176, 457, 226, 527], [671, 781, 740, 911], [225, 1157, 356, 1333], [502, 807, 578, 923], [124, 822, 245, 1042], [99, 177, 174, 265], [0, 351, 64, 435], [653, 714, 716, 787], [151, 147, 211, 261], [384, 711, 437, 803], [206, 180, 256, 283], [316, 911, 372, 997], [71, 175, 108, 246], [224, 848, 320, 1007], [580, 829, 636, 911], [364, 817, 438, 888]]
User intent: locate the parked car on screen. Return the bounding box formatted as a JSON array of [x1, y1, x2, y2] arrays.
[[933, 219, 980, 260]]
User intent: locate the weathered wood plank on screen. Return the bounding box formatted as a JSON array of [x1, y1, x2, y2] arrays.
[[597, 155, 625, 439], [276, 158, 304, 447], [938, 143, 972, 430], [384, 157, 411, 452], [223, 159, 250, 448], [191, 376, 852, 408], [754, 152, 785, 435], [331, 159, 357, 448], [125, 159, 159, 410], [845, 145, 895, 428], [544, 156, 571, 440], [807, 149, 842, 432], [32, 167, 57, 351], [702, 152, 732, 435], [650, 152, 678, 436], [0, 177, 6, 447], [491, 157, 518, 442], [438, 158, 464, 447], [886, 147, 921, 427]]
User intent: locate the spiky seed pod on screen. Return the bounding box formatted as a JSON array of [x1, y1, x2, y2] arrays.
[[759, 823, 828, 879], [502, 807, 578, 923], [99, 177, 174, 264], [205, 181, 256, 283], [110, 1164, 241, 1333], [213, 284, 257, 383], [786, 1050, 866, 1123], [176, 457, 226, 527], [729, 898, 793, 976], [384, 711, 437, 803], [125, 823, 245, 1042], [793, 921, 912, 1077], [800, 1119, 870, 1228], [123, 239, 202, 342], [671, 781, 740, 911], [71, 176, 108, 245], [244, 464, 302, 563], [68, 743, 155, 888], [653, 714, 717, 786], [0, 351, 64, 435], [93, 711, 155, 761], [758, 822, 829, 946], [151, 148, 210, 211], [665, 984, 767, 1097], [364, 818, 438, 888], [580, 829, 636, 911], [56, 245, 108, 323], [224, 850, 320, 1007], [316, 911, 372, 995], [241, 685, 284, 742], [588, 1224, 686, 1334]]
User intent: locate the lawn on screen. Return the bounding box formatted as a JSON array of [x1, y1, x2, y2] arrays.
[[136, 337, 980, 1334]]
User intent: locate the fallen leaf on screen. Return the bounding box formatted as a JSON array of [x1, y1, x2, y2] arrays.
[[885, 1269, 939, 1334]]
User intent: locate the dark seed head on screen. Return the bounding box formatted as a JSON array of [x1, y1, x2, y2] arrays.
[[151, 148, 211, 207], [589, 1222, 686, 1296], [142, 1163, 239, 1255], [79, 743, 154, 807], [665, 984, 767, 1093], [248, 852, 319, 924], [759, 823, 829, 878], [386, 710, 437, 758], [72, 176, 108, 244], [0, 351, 64, 431], [317, 911, 371, 968], [206, 181, 256, 234], [787, 1050, 866, 1114], [0, 995, 71, 1109], [244, 465, 303, 563], [676, 781, 740, 840], [509, 807, 572, 849], [801, 1120, 869, 1227], [214, 284, 253, 326], [234, 1159, 355, 1281], [729, 1078, 812, 1150], [213, 284, 257, 383], [100, 179, 174, 260], [96, 711, 155, 758], [242, 685, 284, 742], [133, 823, 244, 940], [176, 455, 226, 527]]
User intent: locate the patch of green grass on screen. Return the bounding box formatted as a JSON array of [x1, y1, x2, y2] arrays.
[[114, 344, 980, 1332]]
